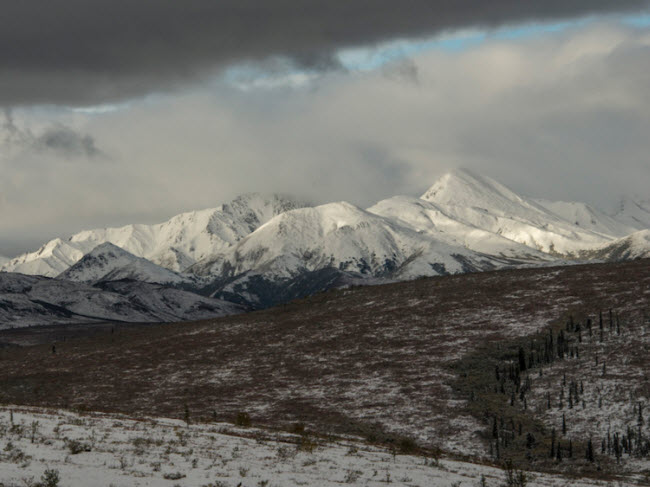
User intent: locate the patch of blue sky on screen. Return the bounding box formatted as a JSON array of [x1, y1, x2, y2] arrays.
[[338, 13, 649, 72], [220, 57, 325, 92], [70, 103, 123, 115], [66, 92, 175, 114], [622, 13, 650, 27], [490, 19, 586, 40], [338, 23, 568, 71], [59, 11, 650, 102], [338, 31, 486, 71]]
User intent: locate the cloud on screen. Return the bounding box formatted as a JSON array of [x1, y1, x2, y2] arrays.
[[381, 59, 420, 84], [35, 126, 103, 158], [1, 110, 104, 159], [1, 22, 649, 256], [0, 1, 648, 105]]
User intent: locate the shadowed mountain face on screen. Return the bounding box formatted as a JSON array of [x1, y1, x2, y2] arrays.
[[581, 229, 650, 261], [0, 272, 243, 329]]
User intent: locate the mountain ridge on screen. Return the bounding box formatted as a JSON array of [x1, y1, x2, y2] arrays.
[[0, 271, 243, 329], [57, 242, 193, 285], [420, 168, 619, 254], [2, 193, 308, 277], [3, 169, 649, 310]]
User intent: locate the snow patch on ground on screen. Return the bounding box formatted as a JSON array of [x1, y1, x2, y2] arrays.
[[0, 406, 634, 487]]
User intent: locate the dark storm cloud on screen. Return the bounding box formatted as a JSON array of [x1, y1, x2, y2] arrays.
[[1, 0, 648, 105], [2, 109, 103, 158], [35, 126, 103, 158]]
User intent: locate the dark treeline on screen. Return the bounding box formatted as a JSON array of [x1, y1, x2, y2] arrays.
[[453, 307, 650, 474]]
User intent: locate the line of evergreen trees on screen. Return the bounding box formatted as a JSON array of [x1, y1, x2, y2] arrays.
[[462, 307, 650, 471]]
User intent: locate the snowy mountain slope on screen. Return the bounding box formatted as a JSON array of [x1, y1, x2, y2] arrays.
[[0, 272, 241, 329], [93, 280, 243, 321], [581, 229, 650, 261], [368, 195, 553, 261], [2, 193, 308, 277], [612, 196, 650, 230], [58, 242, 192, 285], [0, 255, 8, 267], [189, 201, 550, 308], [420, 169, 615, 254], [2, 168, 646, 311], [534, 198, 637, 237], [190, 201, 510, 281], [1, 238, 87, 277]]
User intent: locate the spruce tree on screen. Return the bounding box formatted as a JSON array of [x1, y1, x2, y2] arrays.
[[518, 347, 527, 372], [526, 432, 535, 449], [638, 403, 644, 456], [586, 438, 595, 462], [550, 428, 556, 458], [599, 311, 603, 331]]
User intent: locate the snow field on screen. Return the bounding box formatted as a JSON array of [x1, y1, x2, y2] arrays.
[[0, 406, 631, 487]]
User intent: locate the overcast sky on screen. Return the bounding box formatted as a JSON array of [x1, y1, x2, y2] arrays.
[[1, 1, 650, 256]]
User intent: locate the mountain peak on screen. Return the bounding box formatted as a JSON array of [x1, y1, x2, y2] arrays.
[[3, 192, 311, 277], [58, 242, 188, 285], [421, 168, 527, 210], [86, 241, 130, 256], [418, 168, 619, 254]]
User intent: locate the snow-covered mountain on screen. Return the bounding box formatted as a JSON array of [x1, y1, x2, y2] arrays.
[[0, 272, 242, 329], [191, 201, 510, 280], [421, 169, 616, 255], [582, 229, 650, 262], [1, 238, 85, 277], [612, 196, 650, 230], [3, 168, 649, 314], [367, 195, 552, 261], [58, 242, 191, 285], [534, 199, 637, 237], [190, 200, 555, 308], [0, 255, 9, 266], [2, 193, 308, 277]]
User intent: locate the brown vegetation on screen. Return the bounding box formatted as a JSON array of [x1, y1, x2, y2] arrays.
[[0, 259, 648, 476]]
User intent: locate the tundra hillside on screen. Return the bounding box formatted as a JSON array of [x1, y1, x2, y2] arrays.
[[0, 259, 649, 480]]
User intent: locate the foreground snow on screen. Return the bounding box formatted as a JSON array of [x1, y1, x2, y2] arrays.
[[0, 406, 640, 487]]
